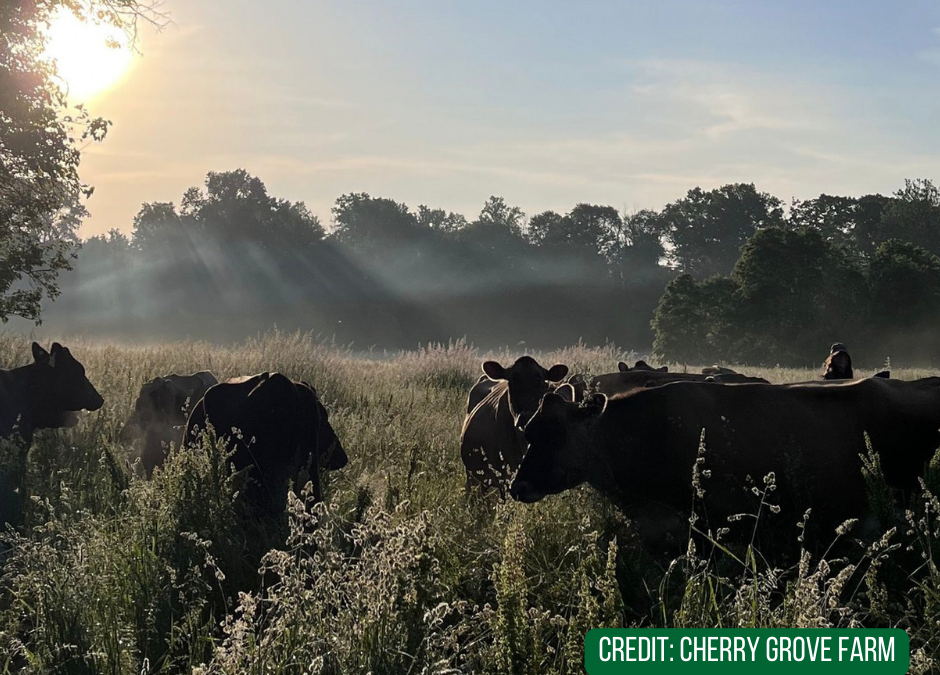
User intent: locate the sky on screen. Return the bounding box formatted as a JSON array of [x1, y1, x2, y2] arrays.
[[72, 0, 940, 237]]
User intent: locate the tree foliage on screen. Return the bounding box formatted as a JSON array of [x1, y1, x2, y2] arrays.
[[0, 0, 161, 322], [656, 183, 785, 279]]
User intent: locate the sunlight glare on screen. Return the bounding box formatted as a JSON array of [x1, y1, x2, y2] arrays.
[[43, 11, 135, 101]]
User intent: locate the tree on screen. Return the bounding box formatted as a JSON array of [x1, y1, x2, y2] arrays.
[[0, 0, 161, 322], [476, 195, 525, 236], [331, 192, 419, 249], [526, 210, 567, 248], [868, 239, 940, 332], [611, 209, 666, 283], [878, 179, 940, 256], [458, 197, 527, 253], [416, 205, 467, 234], [731, 227, 864, 364], [651, 274, 738, 364], [789, 194, 859, 247], [658, 183, 785, 279], [131, 202, 192, 250], [527, 203, 621, 265], [790, 193, 894, 256], [183, 169, 324, 250]]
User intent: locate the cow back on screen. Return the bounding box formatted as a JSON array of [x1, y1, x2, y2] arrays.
[[184, 372, 345, 513]]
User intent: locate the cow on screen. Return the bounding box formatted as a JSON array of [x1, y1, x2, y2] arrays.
[[183, 372, 347, 515], [0, 342, 104, 446], [591, 366, 769, 397], [701, 365, 737, 376], [123, 372, 219, 477], [460, 356, 572, 493], [619, 360, 668, 373], [510, 377, 940, 554], [823, 343, 853, 380]]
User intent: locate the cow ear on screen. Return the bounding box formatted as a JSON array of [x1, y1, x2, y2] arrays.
[[482, 361, 507, 381], [657, 365, 668, 372], [554, 383, 576, 402], [546, 364, 568, 382], [618, 361, 629, 372], [874, 370, 890, 379], [581, 393, 607, 418], [32, 342, 49, 363], [51, 342, 63, 353]]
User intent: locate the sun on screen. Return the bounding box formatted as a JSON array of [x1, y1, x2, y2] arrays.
[[43, 11, 135, 102]]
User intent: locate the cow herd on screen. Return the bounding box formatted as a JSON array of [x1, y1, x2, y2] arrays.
[[2, 340, 937, 556], [461, 343, 940, 553], [0, 343, 346, 518]]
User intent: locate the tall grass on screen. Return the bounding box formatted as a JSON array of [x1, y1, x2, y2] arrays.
[[0, 331, 936, 673]]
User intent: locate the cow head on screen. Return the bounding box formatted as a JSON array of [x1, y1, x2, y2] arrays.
[[823, 344, 853, 380], [619, 360, 667, 373], [509, 383, 606, 503], [29, 343, 104, 425], [299, 382, 348, 470], [482, 356, 568, 428], [124, 376, 199, 441]]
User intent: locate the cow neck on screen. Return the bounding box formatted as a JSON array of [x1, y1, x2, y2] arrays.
[[577, 415, 621, 497], [21, 364, 47, 418], [2, 364, 33, 410], [0, 364, 35, 441]]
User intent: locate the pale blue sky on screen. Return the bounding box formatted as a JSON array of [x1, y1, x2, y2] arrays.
[[78, 0, 940, 236]]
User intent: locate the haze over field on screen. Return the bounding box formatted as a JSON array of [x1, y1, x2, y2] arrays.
[[74, 0, 940, 237]]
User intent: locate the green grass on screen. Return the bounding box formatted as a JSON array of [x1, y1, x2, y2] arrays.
[[0, 331, 936, 674]]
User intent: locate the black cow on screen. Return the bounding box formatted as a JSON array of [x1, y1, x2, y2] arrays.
[[511, 377, 940, 552], [124, 371, 219, 477], [591, 366, 769, 396], [0, 342, 104, 445], [183, 372, 347, 514], [460, 356, 573, 493]]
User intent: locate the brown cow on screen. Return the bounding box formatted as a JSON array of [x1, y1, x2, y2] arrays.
[[511, 377, 940, 554], [460, 356, 572, 493], [124, 372, 219, 477]]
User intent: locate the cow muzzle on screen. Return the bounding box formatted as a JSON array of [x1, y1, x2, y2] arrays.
[[324, 440, 349, 470], [508, 479, 544, 503]]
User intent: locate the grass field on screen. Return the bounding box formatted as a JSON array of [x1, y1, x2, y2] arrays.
[[0, 331, 937, 674]]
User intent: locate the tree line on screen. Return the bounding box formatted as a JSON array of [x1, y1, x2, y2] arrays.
[[654, 181, 940, 366], [43, 169, 670, 349], [15, 169, 940, 364]]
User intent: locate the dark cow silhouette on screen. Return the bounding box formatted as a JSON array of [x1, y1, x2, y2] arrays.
[[0, 342, 104, 445], [124, 372, 219, 477], [701, 365, 738, 376], [591, 366, 768, 396], [183, 372, 347, 514], [511, 377, 940, 552], [619, 360, 668, 373], [823, 343, 853, 380], [460, 356, 573, 493]]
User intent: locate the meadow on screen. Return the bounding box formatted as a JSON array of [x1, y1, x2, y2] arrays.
[[0, 331, 936, 674]]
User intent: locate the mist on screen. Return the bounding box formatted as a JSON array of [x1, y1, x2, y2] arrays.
[[13, 172, 940, 369]]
